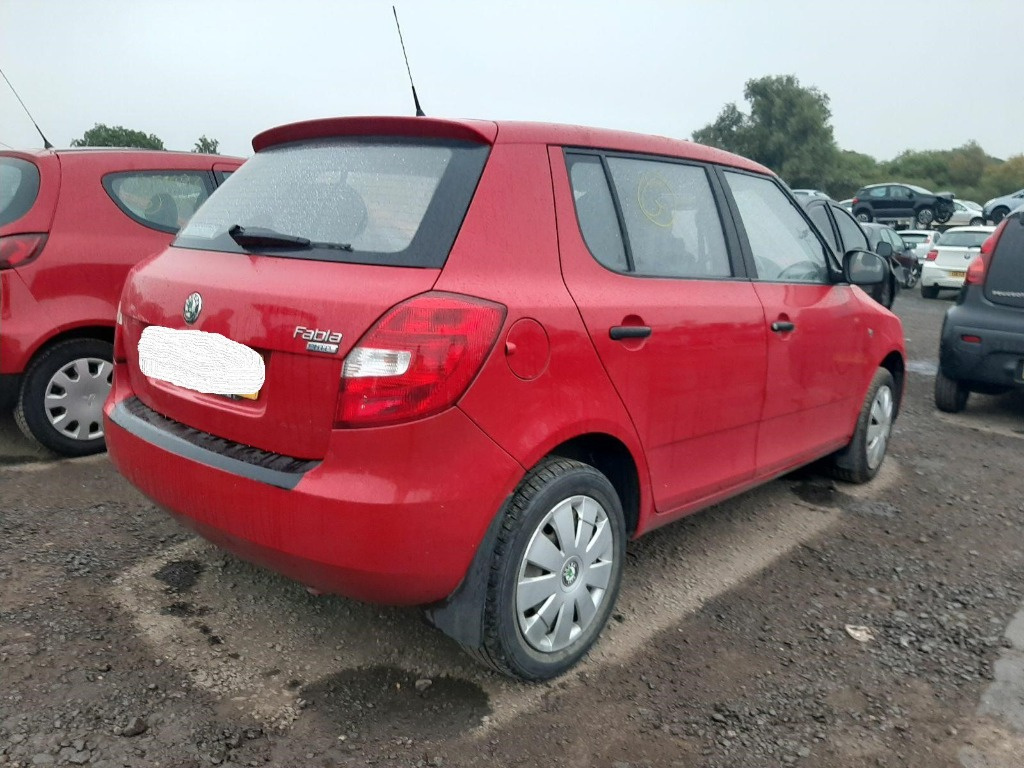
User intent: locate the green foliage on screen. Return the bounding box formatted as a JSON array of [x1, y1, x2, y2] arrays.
[[70, 123, 164, 150], [693, 75, 838, 188], [694, 77, 1020, 203], [192, 135, 220, 154]]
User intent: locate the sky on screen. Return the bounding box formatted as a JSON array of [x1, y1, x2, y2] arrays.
[[1, 0, 1020, 163]]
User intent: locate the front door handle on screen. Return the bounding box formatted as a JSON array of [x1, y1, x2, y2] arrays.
[[770, 321, 795, 333], [610, 325, 652, 340]]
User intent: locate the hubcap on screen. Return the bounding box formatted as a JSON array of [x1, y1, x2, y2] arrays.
[[516, 495, 615, 653], [866, 384, 894, 470], [43, 357, 112, 441]]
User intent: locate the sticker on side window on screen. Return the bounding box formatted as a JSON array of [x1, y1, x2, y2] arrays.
[[138, 326, 265, 399]]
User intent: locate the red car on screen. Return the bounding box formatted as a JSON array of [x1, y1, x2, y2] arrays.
[[104, 116, 904, 680], [0, 148, 241, 455]]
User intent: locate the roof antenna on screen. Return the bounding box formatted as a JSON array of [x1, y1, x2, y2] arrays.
[[392, 6, 425, 117], [0, 66, 53, 149]]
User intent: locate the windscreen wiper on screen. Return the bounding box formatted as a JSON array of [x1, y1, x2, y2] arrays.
[[227, 225, 352, 251]]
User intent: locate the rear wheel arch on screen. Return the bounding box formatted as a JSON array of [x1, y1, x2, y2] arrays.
[[24, 325, 116, 367], [880, 351, 905, 415]]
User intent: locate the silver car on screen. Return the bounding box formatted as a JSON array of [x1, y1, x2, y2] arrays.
[[900, 229, 942, 261], [983, 189, 1024, 224]]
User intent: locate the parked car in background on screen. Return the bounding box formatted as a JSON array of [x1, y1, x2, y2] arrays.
[[851, 183, 955, 227], [941, 199, 986, 228], [792, 188, 830, 199], [802, 197, 902, 307], [860, 222, 920, 289], [104, 115, 903, 681], [838, 198, 854, 211], [0, 148, 242, 455], [899, 229, 942, 262], [920, 224, 996, 298], [935, 213, 1024, 411], [983, 189, 1024, 224]]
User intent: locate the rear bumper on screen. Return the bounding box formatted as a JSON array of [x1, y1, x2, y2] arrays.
[[940, 305, 1024, 388], [921, 263, 966, 289], [103, 368, 525, 605]]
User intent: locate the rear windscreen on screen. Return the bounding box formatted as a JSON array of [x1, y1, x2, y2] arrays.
[[0, 156, 41, 227], [939, 230, 989, 248], [174, 137, 489, 268], [985, 215, 1024, 308]]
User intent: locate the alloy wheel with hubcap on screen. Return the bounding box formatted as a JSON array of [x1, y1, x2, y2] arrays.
[[15, 338, 114, 456], [831, 367, 896, 484], [472, 457, 626, 680]]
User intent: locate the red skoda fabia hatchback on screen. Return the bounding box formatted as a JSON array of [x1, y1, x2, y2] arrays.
[[105, 116, 905, 680]]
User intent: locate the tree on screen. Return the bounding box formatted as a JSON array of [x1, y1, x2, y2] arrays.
[[192, 135, 220, 154], [693, 75, 838, 189], [70, 123, 164, 149]]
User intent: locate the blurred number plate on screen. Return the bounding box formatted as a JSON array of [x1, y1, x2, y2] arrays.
[[138, 326, 265, 399], [949, 270, 966, 279]]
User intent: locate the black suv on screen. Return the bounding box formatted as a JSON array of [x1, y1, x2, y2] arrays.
[[935, 212, 1024, 411], [852, 183, 955, 228], [803, 197, 902, 308]]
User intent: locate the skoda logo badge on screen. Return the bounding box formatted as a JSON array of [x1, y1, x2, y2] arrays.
[[183, 292, 203, 324]]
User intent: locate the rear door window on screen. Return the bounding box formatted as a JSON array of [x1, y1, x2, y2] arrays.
[[104, 172, 213, 232], [0, 156, 41, 227], [806, 204, 838, 252], [601, 155, 732, 278], [175, 138, 489, 268], [833, 208, 869, 252]]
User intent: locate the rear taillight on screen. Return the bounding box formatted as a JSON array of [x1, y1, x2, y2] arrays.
[[0, 233, 47, 270], [925, 249, 939, 261], [335, 292, 506, 427], [965, 219, 1008, 286], [852, 197, 859, 205]]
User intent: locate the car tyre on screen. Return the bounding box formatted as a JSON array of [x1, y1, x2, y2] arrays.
[[969, 217, 984, 226], [854, 210, 872, 223], [990, 207, 1009, 225], [470, 457, 626, 680], [921, 284, 940, 299], [904, 264, 921, 289], [934, 370, 969, 413], [916, 207, 935, 226], [15, 338, 113, 456], [830, 367, 896, 484]]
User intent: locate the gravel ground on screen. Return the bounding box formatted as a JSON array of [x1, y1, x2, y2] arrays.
[[2, 289, 1024, 767]]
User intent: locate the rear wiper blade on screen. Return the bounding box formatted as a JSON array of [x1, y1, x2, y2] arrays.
[[228, 225, 311, 249], [227, 225, 354, 252]]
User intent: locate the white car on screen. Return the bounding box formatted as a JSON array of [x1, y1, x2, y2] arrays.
[[899, 229, 942, 262], [941, 200, 986, 228], [920, 225, 995, 298]]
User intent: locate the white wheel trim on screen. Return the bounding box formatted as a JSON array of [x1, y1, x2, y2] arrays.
[[516, 494, 615, 654], [866, 384, 894, 470], [43, 356, 112, 441]]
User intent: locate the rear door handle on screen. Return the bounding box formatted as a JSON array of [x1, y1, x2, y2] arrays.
[[609, 326, 652, 340], [770, 321, 795, 333]]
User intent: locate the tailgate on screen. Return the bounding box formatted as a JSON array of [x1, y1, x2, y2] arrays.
[[120, 247, 438, 458]]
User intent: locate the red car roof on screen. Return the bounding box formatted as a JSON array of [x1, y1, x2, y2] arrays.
[[251, 116, 770, 176]]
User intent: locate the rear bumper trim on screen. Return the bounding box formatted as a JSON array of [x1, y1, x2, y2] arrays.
[[109, 397, 319, 490]]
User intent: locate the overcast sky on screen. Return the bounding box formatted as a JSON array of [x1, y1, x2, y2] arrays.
[[1, 0, 1020, 164]]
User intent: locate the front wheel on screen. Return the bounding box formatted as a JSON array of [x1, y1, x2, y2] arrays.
[[830, 368, 896, 484], [15, 338, 113, 456], [934, 370, 969, 413], [854, 209, 872, 223], [916, 207, 935, 226], [472, 457, 626, 680], [904, 264, 921, 289], [969, 217, 985, 226], [990, 207, 1009, 225]]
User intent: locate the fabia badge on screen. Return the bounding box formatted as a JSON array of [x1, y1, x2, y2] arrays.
[[294, 325, 342, 355], [183, 292, 203, 325]]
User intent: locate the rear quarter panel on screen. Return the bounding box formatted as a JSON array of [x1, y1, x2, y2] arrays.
[[438, 140, 653, 524]]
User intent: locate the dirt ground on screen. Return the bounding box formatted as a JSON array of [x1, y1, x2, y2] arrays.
[[3, 289, 1024, 768]]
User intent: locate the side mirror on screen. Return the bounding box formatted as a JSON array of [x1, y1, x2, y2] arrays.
[[874, 241, 894, 258], [844, 250, 888, 285]]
